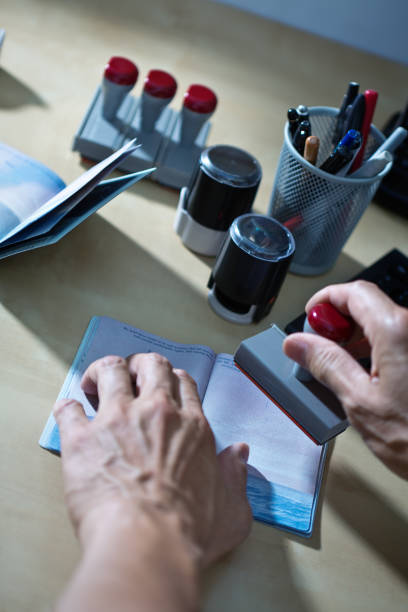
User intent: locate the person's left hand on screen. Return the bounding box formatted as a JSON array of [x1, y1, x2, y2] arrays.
[[53, 353, 252, 567]]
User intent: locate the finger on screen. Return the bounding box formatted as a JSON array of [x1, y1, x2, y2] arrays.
[[127, 353, 178, 400], [218, 443, 250, 483], [283, 332, 371, 407], [217, 444, 251, 513], [305, 281, 397, 345], [80, 356, 134, 414], [202, 442, 252, 568], [304, 280, 379, 314], [173, 368, 203, 415], [53, 398, 88, 450], [217, 443, 252, 529]]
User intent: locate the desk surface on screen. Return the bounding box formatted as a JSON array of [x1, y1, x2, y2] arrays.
[[1, 1, 408, 610]]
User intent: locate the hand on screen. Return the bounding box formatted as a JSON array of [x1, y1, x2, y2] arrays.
[[53, 353, 251, 567], [283, 281, 408, 480]]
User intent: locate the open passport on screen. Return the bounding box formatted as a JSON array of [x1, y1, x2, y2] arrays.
[[0, 140, 154, 260], [40, 316, 328, 537]]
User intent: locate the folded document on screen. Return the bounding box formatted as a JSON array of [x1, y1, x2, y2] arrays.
[[0, 140, 154, 260]]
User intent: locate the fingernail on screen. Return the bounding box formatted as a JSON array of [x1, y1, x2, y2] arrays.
[[53, 398, 76, 418], [238, 444, 249, 463], [54, 398, 76, 412]]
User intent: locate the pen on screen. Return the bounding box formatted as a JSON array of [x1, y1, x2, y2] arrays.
[[320, 145, 353, 175], [335, 129, 361, 153], [373, 126, 408, 157], [351, 89, 378, 171], [283, 214, 303, 231], [320, 129, 361, 175], [350, 150, 393, 178], [287, 107, 300, 138], [332, 81, 359, 144], [297, 104, 309, 123], [304, 135, 320, 165], [342, 93, 366, 134], [293, 120, 311, 155]]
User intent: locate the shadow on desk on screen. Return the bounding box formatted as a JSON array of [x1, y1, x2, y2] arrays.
[[0, 213, 208, 365], [0, 214, 370, 611], [162, 229, 365, 284], [203, 524, 313, 612], [202, 447, 337, 611], [326, 464, 408, 581], [185, 200, 366, 275], [0, 68, 47, 109]]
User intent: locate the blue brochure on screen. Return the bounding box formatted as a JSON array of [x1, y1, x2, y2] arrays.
[[40, 316, 327, 537], [0, 141, 154, 259]]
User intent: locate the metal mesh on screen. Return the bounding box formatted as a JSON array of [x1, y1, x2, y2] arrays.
[[268, 107, 390, 275]]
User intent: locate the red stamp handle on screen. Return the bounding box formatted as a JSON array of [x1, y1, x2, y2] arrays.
[[307, 303, 354, 343]]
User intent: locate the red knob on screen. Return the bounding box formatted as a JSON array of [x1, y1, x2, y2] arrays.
[[307, 303, 354, 343], [183, 84, 217, 113], [143, 69, 177, 99], [104, 57, 138, 86]]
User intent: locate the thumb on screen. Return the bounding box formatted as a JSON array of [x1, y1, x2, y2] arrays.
[[201, 443, 251, 567], [53, 398, 88, 452], [218, 442, 250, 497], [283, 333, 370, 406], [218, 442, 252, 529]]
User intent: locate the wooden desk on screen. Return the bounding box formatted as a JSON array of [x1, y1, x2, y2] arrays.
[[1, 1, 407, 610]]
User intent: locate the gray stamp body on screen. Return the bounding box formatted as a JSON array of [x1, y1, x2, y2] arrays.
[[234, 325, 348, 444], [72, 87, 212, 189]]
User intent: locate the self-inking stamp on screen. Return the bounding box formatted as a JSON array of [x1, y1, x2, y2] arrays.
[[73, 64, 216, 186], [153, 84, 218, 188], [234, 303, 355, 444], [208, 213, 295, 324], [119, 69, 178, 172], [102, 56, 139, 120], [73, 56, 140, 160], [180, 85, 217, 147], [174, 145, 262, 256], [140, 70, 177, 132]]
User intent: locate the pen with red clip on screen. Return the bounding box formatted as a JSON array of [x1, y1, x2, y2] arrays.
[[351, 89, 378, 172]]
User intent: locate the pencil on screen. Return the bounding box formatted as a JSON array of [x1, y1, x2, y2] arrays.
[[304, 135, 320, 165]]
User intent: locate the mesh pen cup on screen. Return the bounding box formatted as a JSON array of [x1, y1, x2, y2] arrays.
[[268, 107, 392, 275]]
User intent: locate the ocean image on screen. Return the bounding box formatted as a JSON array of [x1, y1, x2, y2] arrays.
[[247, 472, 315, 536]]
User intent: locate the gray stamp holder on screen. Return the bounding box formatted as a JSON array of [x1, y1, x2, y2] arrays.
[[268, 106, 392, 275]]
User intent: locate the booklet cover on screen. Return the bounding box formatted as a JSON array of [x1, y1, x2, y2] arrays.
[[0, 140, 154, 259], [40, 316, 327, 537]]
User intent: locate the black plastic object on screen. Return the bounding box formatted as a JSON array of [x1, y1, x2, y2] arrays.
[[285, 249, 408, 334], [186, 145, 262, 231], [374, 111, 408, 217], [208, 214, 295, 322]]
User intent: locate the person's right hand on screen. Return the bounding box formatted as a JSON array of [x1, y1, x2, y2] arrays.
[[283, 280, 408, 480]]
